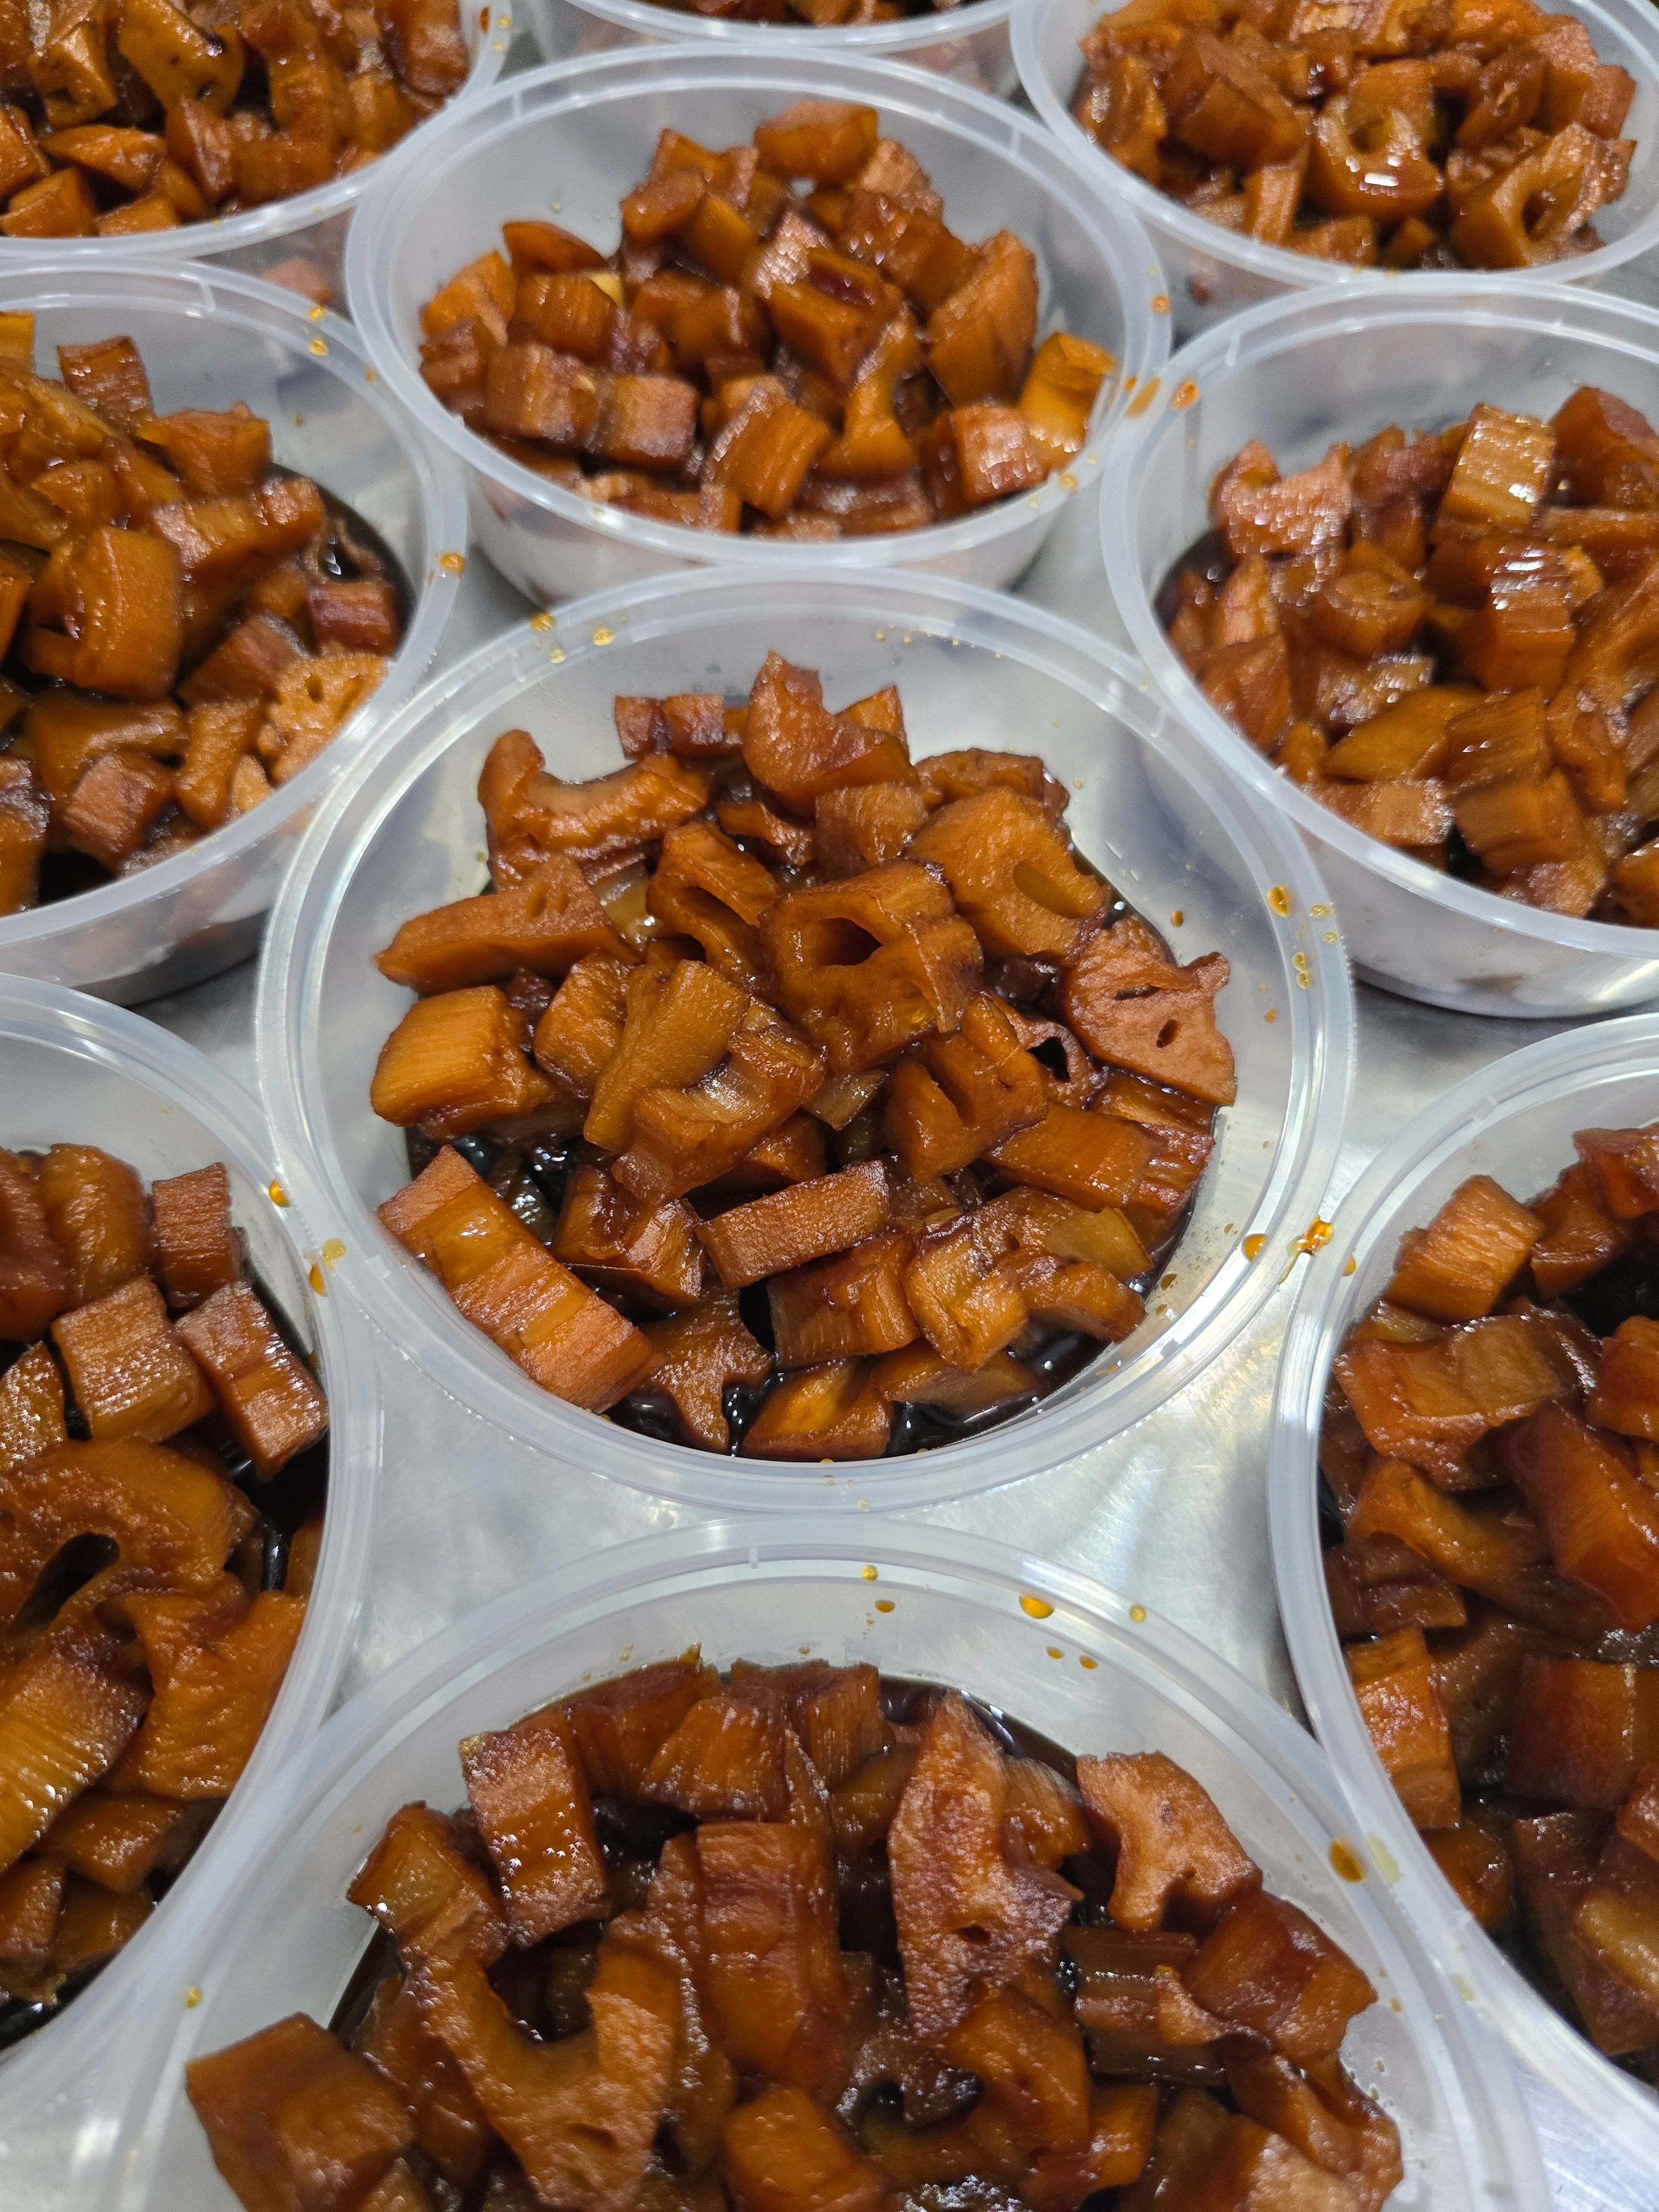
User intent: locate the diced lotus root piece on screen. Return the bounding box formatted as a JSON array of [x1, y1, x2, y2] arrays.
[[1346, 1626, 1462, 1829], [1384, 1173, 1542, 1321], [902, 1211, 1028, 1374], [480, 725, 712, 882], [0, 1154, 71, 1340], [378, 1146, 658, 1412], [1577, 1123, 1659, 1219], [726, 1660, 886, 1791], [45, 1788, 205, 1896], [697, 1819, 849, 2093], [637, 1296, 771, 1451], [37, 1143, 152, 1305], [882, 993, 1048, 1179], [150, 1162, 243, 1312], [563, 1651, 716, 1798], [533, 952, 633, 1100], [769, 1228, 918, 1369], [741, 1360, 893, 1460], [1571, 1831, 1659, 2012], [371, 984, 555, 1141], [352, 1975, 493, 2195], [1183, 1888, 1376, 2066], [176, 1280, 328, 1479], [0, 1343, 66, 1480], [760, 862, 982, 1076], [461, 1700, 609, 1943], [643, 1692, 796, 1820], [815, 780, 933, 879], [1332, 1314, 1575, 1485], [1076, 1750, 1259, 1933], [1511, 1811, 1659, 2055], [186, 2015, 414, 2212], [648, 820, 780, 989], [888, 1691, 1077, 2038], [585, 959, 751, 1151], [413, 1921, 679, 2210], [263, 653, 384, 785], [552, 1165, 705, 1311], [1062, 920, 1237, 1107], [51, 1273, 213, 1442], [348, 1801, 510, 1966], [1505, 1399, 1659, 1631], [376, 857, 627, 994], [698, 1159, 889, 1290], [118, 1584, 305, 1799], [614, 692, 738, 763], [742, 654, 911, 812], [722, 2085, 894, 2212], [909, 788, 1107, 963], [1003, 1757, 1089, 1870], [0, 1630, 149, 1872]]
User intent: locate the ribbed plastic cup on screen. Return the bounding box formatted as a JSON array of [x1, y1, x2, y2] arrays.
[[344, 46, 1169, 603], [1015, 0, 1659, 337], [255, 565, 1353, 1515], [521, 0, 1016, 96], [1102, 284, 1659, 1018], [0, 4, 510, 302], [1271, 1013, 1659, 2181], [0, 265, 467, 1005], [107, 1521, 1548, 2211], [0, 977, 382, 2208]]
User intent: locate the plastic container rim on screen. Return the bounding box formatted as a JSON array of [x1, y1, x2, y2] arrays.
[[1100, 280, 1659, 963], [547, 0, 1013, 53], [0, 262, 469, 964], [111, 1517, 1549, 2212], [256, 562, 1355, 1515], [0, 4, 510, 267], [1013, 0, 1659, 296], [343, 44, 1170, 576], [1269, 1011, 1659, 2173], [0, 975, 383, 2116]]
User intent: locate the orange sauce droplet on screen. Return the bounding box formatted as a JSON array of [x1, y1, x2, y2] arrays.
[[1243, 1234, 1267, 1260], [1171, 378, 1198, 411], [438, 551, 466, 575], [530, 611, 555, 633], [1079, 1655, 1098, 1670], [1268, 884, 1291, 916], [1125, 375, 1161, 419], [874, 1598, 895, 1613], [268, 1181, 289, 1207], [860, 1564, 878, 1582], [1129, 1604, 1147, 1624], [1020, 1593, 1054, 1619], [1151, 293, 1170, 314], [1330, 1839, 1365, 1882]]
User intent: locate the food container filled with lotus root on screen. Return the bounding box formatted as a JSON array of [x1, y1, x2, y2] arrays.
[[254, 567, 1351, 1515], [108, 1521, 1547, 2212], [519, 0, 1018, 102], [0, 265, 465, 1004], [1015, 0, 1659, 333], [343, 49, 1167, 603], [1270, 1012, 1659, 2176], [0, 0, 510, 302], [1101, 283, 1659, 1018], [0, 975, 379, 2188]]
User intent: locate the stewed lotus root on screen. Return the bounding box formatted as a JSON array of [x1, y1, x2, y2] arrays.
[[187, 1653, 1405, 2211], [418, 101, 1114, 540], [0, 1141, 327, 2042], [366, 655, 1237, 1459]]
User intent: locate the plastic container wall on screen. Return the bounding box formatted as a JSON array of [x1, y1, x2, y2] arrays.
[[0, 5, 509, 306], [344, 48, 1167, 604], [257, 567, 1353, 1515], [1015, 0, 1659, 337], [0, 978, 381, 2206], [0, 267, 466, 1005], [1102, 286, 1659, 1017], [109, 1523, 1548, 2212], [520, 0, 1016, 96], [1270, 1015, 1659, 2177]]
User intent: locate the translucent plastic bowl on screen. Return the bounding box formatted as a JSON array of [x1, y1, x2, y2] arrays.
[[343, 48, 1168, 604], [0, 977, 382, 2207], [106, 1521, 1547, 2212], [1015, 0, 1659, 337], [1270, 1014, 1659, 2177], [0, 265, 467, 1006], [255, 566, 1353, 1515], [520, 0, 1015, 97], [1102, 285, 1659, 1019], [0, 5, 510, 305]]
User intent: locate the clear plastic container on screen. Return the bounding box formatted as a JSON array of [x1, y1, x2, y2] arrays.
[[1101, 285, 1659, 1019], [1270, 1013, 1659, 2178], [0, 6, 510, 306], [254, 565, 1353, 1515], [0, 975, 382, 2206], [520, 0, 1016, 97], [342, 48, 1169, 604], [106, 1520, 1547, 2211], [1015, 0, 1659, 337], [0, 265, 467, 1006]]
